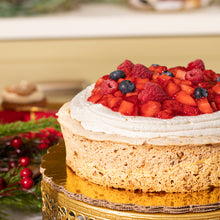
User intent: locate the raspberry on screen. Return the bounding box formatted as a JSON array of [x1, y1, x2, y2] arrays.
[[185, 68, 204, 84], [100, 79, 118, 95], [117, 60, 134, 75], [138, 82, 167, 104], [187, 59, 205, 71], [130, 64, 153, 79]]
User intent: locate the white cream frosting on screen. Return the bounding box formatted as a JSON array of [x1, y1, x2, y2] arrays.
[[69, 84, 220, 140]]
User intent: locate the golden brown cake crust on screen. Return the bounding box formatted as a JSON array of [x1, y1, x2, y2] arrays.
[[61, 123, 220, 193]]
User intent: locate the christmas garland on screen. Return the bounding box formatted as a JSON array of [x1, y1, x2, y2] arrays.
[[0, 116, 62, 219], [0, 0, 79, 17]]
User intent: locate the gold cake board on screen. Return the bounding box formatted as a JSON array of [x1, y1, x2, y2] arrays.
[[40, 142, 220, 220]]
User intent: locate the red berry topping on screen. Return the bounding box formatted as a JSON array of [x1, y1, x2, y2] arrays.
[[138, 82, 167, 104], [11, 137, 23, 149], [20, 177, 34, 189], [19, 157, 31, 167], [130, 64, 153, 79], [100, 79, 118, 95], [187, 59, 205, 71], [88, 59, 220, 118], [117, 60, 134, 75], [185, 68, 204, 84], [20, 168, 33, 178]]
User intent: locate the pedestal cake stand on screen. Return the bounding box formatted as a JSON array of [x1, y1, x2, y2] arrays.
[[40, 142, 220, 220]]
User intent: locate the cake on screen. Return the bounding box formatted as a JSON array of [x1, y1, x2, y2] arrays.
[[57, 59, 220, 193], [2, 80, 47, 111]]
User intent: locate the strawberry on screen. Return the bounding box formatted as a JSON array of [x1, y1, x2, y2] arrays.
[[138, 82, 167, 104], [87, 93, 102, 103], [95, 77, 104, 88], [149, 65, 167, 74], [204, 69, 216, 81], [157, 109, 173, 119], [169, 66, 187, 80], [118, 100, 135, 116], [117, 60, 134, 75], [175, 91, 197, 106], [197, 82, 212, 89], [212, 84, 220, 95], [211, 102, 218, 112], [197, 97, 213, 113], [135, 78, 149, 90], [100, 79, 118, 95], [131, 64, 153, 79], [114, 90, 124, 97], [180, 84, 195, 95], [182, 105, 199, 116], [185, 68, 204, 84], [166, 81, 181, 97], [162, 100, 183, 114], [125, 95, 138, 104], [173, 78, 181, 85], [214, 94, 220, 104], [187, 59, 205, 71], [107, 96, 122, 108], [157, 74, 171, 88], [140, 101, 161, 117]]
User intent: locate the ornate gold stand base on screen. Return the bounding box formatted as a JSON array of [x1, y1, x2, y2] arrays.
[[41, 143, 220, 220]]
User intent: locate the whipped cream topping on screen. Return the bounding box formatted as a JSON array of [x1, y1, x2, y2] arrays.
[[69, 84, 220, 139]]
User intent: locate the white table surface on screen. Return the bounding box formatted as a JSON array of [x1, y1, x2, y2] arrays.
[[0, 3, 220, 40]]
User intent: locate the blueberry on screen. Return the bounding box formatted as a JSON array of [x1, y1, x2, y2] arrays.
[[109, 70, 126, 81], [194, 87, 208, 99], [216, 77, 220, 82], [161, 70, 174, 77], [119, 80, 135, 94], [151, 64, 159, 66]]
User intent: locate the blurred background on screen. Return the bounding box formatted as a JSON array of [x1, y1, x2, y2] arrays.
[[0, 0, 220, 104]]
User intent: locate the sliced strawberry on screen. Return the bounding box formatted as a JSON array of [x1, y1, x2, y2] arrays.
[[180, 84, 195, 95], [197, 81, 212, 89], [169, 66, 187, 80], [197, 97, 213, 113], [117, 60, 134, 75], [217, 103, 220, 111], [187, 59, 205, 71], [182, 105, 199, 116], [185, 68, 204, 84], [114, 90, 124, 97], [87, 93, 102, 103], [175, 91, 197, 106], [140, 101, 161, 117], [125, 95, 138, 104], [173, 78, 181, 85], [157, 74, 171, 88], [214, 94, 220, 103], [212, 83, 220, 95], [130, 64, 153, 79], [204, 69, 216, 81], [162, 100, 183, 114], [149, 65, 167, 74], [211, 101, 218, 112], [138, 82, 167, 104], [100, 79, 118, 95], [180, 80, 193, 86], [107, 96, 122, 108], [135, 78, 149, 85], [166, 81, 181, 97], [125, 91, 138, 97], [157, 109, 173, 119], [95, 77, 104, 88], [118, 100, 135, 116]]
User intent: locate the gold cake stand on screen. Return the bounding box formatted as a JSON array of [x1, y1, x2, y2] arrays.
[[40, 142, 220, 220]]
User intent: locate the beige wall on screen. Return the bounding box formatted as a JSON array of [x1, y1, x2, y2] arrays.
[[0, 36, 220, 102]]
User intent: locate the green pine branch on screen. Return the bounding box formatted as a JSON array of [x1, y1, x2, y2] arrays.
[[0, 117, 60, 137]]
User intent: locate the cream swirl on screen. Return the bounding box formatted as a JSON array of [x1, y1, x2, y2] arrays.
[[70, 84, 220, 139]]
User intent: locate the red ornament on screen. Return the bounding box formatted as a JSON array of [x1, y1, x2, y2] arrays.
[[20, 177, 34, 189], [8, 161, 17, 169], [19, 157, 30, 167], [11, 137, 23, 149], [20, 168, 32, 178]]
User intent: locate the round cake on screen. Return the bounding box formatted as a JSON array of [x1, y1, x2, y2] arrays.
[[2, 80, 47, 111], [57, 59, 220, 193]]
